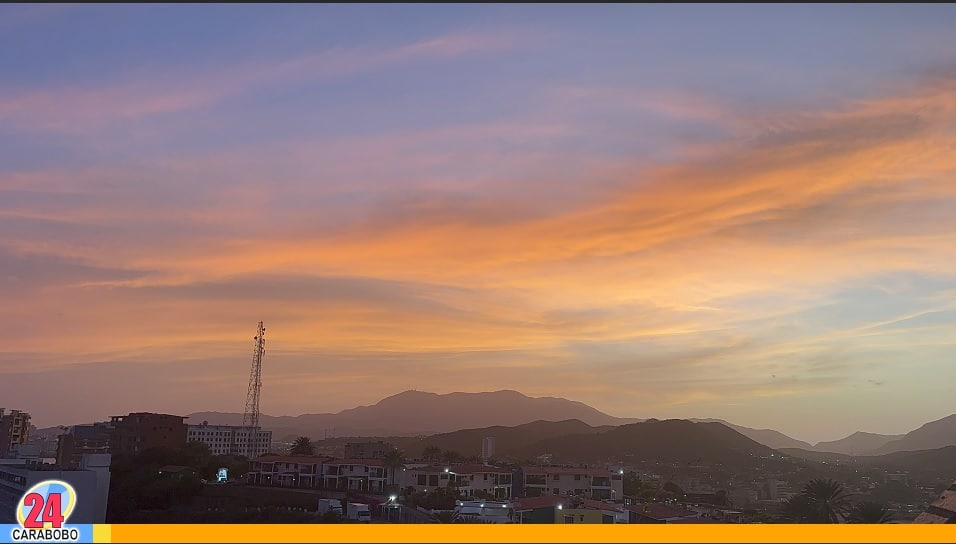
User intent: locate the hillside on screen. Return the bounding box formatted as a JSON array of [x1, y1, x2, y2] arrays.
[[522, 419, 783, 466], [389, 419, 612, 458], [690, 419, 813, 450], [870, 414, 956, 455], [780, 445, 956, 481], [187, 390, 639, 438], [811, 431, 903, 455]]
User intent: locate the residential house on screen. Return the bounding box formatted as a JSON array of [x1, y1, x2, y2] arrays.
[[519, 466, 624, 500], [246, 455, 328, 488], [514, 495, 625, 524], [322, 458, 388, 493]]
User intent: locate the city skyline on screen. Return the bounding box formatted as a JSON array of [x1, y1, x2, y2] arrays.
[[2, 4, 956, 442]]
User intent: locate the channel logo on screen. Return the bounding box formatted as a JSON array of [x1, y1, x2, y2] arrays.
[[6, 480, 92, 543]]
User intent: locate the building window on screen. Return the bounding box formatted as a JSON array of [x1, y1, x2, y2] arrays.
[[553, 474, 559, 481], [564, 515, 574, 524]]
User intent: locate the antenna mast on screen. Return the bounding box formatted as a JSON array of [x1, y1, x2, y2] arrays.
[[242, 321, 266, 456]]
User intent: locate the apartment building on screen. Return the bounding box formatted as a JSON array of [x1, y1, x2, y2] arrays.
[[186, 421, 272, 458], [322, 458, 388, 493], [519, 466, 624, 500], [403, 464, 513, 498], [56, 423, 113, 469], [0, 409, 31, 455], [109, 413, 187, 455]]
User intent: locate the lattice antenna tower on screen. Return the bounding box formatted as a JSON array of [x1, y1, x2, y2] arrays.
[[242, 321, 266, 432]]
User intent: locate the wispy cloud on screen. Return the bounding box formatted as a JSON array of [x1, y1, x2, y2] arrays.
[[0, 27, 541, 134]]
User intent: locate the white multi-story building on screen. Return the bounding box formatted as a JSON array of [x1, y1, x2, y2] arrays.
[[481, 437, 496, 459], [402, 464, 513, 499], [522, 467, 624, 500], [186, 422, 272, 458]]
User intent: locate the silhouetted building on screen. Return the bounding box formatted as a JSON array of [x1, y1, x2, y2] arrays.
[[343, 440, 395, 459], [109, 412, 187, 455], [0, 409, 31, 455], [56, 423, 113, 468], [187, 421, 272, 458]]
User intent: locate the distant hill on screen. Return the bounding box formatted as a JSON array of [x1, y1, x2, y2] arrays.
[[389, 419, 612, 459], [777, 448, 854, 464], [780, 445, 956, 481], [870, 414, 956, 455], [690, 419, 813, 450], [811, 431, 903, 455], [187, 390, 639, 438], [522, 419, 782, 466]]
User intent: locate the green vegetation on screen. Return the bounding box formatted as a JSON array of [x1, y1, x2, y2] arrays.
[[108, 442, 330, 523], [781, 479, 894, 523], [289, 436, 315, 456]]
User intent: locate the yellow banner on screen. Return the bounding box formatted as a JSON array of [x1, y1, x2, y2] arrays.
[[96, 524, 956, 543]]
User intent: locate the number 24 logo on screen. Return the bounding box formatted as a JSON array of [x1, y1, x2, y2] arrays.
[[16, 480, 77, 529], [22, 492, 65, 528]]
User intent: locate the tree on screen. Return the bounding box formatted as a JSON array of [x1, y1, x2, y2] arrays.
[[422, 445, 442, 461], [383, 449, 406, 488], [801, 479, 852, 523], [441, 450, 463, 464], [289, 436, 315, 456], [847, 501, 894, 524], [785, 479, 853, 523], [623, 471, 642, 497], [782, 494, 814, 523]]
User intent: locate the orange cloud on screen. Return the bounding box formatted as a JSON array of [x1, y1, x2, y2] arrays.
[[4, 68, 956, 432]]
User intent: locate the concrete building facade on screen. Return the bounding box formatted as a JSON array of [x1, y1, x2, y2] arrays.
[[0, 409, 31, 456], [56, 423, 113, 469], [109, 413, 187, 456], [186, 422, 272, 458], [520, 467, 624, 500], [0, 454, 111, 524], [481, 437, 496, 460]]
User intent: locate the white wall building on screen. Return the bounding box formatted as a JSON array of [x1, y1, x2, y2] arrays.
[[186, 422, 272, 458], [403, 464, 513, 499], [0, 454, 110, 524], [522, 467, 624, 500], [481, 437, 496, 459]]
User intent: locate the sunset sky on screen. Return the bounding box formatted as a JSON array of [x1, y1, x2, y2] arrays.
[[3, 4, 956, 443]]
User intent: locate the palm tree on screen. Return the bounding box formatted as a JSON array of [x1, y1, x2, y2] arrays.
[[383, 449, 406, 489], [782, 494, 814, 523], [800, 479, 853, 523], [289, 436, 315, 456], [848, 501, 894, 524]]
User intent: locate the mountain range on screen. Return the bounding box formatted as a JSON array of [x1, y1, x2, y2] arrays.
[[187, 389, 640, 439], [186, 390, 956, 457]]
